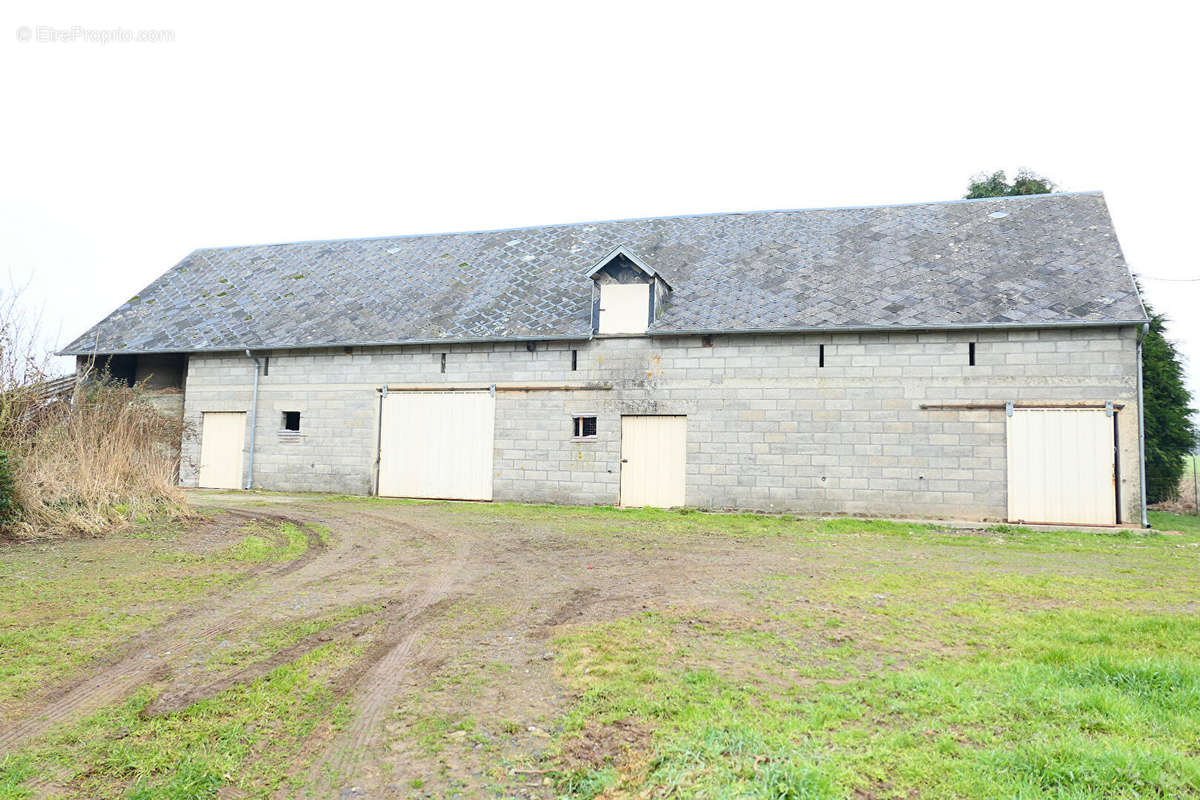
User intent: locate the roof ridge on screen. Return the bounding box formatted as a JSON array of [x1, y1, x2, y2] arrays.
[[197, 191, 1105, 253], [61, 190, 1141, 356]]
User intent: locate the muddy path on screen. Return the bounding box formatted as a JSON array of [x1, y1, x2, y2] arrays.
[[269, 502, 795, 797], [0, 496, 816, 797]]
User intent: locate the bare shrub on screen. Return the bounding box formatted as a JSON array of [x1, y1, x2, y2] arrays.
[[9, 379, 188, 536], [1148, 457, 1198, 515], [1159, 460, 1198, 514], [1, 290, 188, 538], [0, 285, 50, 396]]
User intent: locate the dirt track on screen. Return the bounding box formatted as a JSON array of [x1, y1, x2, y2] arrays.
[[1, 494, 813, 797]]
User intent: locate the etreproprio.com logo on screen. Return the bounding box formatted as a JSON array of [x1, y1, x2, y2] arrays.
[[16, 25, 176, 44]]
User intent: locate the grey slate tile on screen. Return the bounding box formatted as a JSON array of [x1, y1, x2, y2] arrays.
[[61, 192, 1145, 354]]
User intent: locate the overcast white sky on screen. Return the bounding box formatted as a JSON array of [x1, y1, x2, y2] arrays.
[[2, 1, 1197, 404]]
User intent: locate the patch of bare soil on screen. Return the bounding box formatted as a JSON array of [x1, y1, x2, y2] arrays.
[[150, 513, 237, 555], [561, 718, 654, 770], [281, 511, 802, 798]]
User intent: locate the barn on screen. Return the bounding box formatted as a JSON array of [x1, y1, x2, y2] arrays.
[[62, 192, 1150, 525]]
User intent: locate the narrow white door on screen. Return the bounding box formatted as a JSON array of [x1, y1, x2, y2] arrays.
[[1006, 408, 1116, 525], [198, 412, 246, 489], [378, 391, 495, 500], [620, 415, 687, 507]]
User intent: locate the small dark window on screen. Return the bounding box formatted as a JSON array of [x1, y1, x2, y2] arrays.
[[968, 342, 976, 366], [571, 349, 578, 371], [572, 416, 597, 438], [526, 341, 538, 352], [282, 411, 301, 432], [263, 356, 269, 377], [818, 344, 825, 368], [701, 335, 714, 348], [440, 353, 447, 374]]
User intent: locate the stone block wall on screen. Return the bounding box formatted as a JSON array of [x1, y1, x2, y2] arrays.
[[179, 325, 1143, 522]]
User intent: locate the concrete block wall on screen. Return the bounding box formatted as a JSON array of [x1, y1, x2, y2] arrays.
[[179, 325, 1143, 522]]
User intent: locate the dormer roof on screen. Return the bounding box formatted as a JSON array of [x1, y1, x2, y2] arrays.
[[585, 246, 671, 289]]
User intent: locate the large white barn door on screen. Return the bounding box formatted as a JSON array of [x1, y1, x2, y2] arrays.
[[378, 391, 495, 500], [620, 415, 687, 507], [1006, 408, 1116, 525]]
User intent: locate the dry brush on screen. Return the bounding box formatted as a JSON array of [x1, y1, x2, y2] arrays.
[[1, 292, 188, 537]]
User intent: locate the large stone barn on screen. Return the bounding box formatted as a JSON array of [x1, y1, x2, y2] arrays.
[[63, 192, 1150, 526]]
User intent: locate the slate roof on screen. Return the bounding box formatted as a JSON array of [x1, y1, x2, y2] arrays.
[[61, 192, 1146, 355]]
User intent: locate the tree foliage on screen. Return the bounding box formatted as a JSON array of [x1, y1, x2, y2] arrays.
[[966, 169, 1057, 199], [1140, 302, 1198, 502]]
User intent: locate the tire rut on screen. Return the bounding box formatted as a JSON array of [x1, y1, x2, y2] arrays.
[[306, 514, 476, 792], [0, 511, 333, 754], [141, 593, 413, 717], [221, 508, 329, 580]]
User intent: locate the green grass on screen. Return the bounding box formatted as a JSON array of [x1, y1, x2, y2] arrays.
[[6, 500, 1200, 799], [221, 522, 309, 562], [0, 520, 309, 705], [551, 617, 1200, 798], [0, 515, 352, 800], [0, 644, 357, 800], [546, 511, 1200, 799], [1150, 510, 1200, 535], [205, 602, 380, 670], [221, 489, 1186, 544]]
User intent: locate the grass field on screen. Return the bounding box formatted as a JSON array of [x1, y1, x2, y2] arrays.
[[550, 511, 1200, 799], [1, 499, 1198, 799]]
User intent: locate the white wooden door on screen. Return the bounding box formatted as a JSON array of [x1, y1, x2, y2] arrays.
[[1006, 408, 1116, 525], [198, 412, 246, 489], [620, 415, 686, 507], [378, 391, 495, 500]]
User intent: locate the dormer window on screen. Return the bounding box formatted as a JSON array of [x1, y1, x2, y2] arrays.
[[587, 246, 671, 335]]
